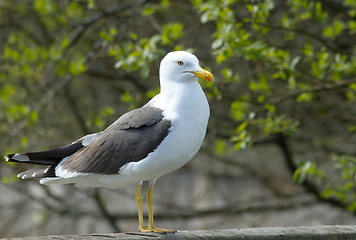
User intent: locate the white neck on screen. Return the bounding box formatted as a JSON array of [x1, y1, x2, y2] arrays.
[[146, 80, 209, 124]]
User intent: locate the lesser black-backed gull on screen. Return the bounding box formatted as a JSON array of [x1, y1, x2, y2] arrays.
[[5, 51, 213, 233]]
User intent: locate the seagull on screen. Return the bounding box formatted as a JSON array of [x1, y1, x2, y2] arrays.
[[5, 51, 213, 233]]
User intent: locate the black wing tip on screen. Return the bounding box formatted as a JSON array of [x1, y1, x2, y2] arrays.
[[4, 153, 30, 163], [4, 154, 15, 162]]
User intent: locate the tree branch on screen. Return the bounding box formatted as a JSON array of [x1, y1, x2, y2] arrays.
[[269, 79, 356, 104], [93, 189, 121, 232], [272, 133, 353, 213]]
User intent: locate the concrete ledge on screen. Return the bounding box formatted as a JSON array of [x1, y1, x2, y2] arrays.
[[3, 226, 356, 240]]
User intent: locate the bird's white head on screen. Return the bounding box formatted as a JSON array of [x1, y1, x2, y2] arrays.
[[159, 51, 214, 84]]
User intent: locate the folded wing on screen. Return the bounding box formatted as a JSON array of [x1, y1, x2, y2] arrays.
[[6, 107, 171, 179]]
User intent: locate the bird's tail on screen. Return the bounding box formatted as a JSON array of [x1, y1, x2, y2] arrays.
[[5, 142, 84, 180], [16, 166, 56, 179]]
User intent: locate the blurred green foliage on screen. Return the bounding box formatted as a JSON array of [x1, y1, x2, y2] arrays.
[[1, 0, 356, 214], [294, 154, 356, 212]]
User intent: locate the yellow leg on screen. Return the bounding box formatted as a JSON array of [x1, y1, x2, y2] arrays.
[[135, 183, 176, 233], [135, 184, 150, 232], [146, 184, 177, 233]]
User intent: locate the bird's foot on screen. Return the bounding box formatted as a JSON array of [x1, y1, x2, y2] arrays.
[[139, 225, 177, 234]]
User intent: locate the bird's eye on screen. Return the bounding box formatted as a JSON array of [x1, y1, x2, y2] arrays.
[[177, 61, 184, 66]]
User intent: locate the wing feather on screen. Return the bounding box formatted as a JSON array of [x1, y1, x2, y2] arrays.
[[59, 107, 171, 175]]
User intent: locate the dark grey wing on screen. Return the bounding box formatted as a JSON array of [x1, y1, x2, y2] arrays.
[[59, 107, 172, 174], [113, 106, 167, 129], [5, 132, 103, 179]]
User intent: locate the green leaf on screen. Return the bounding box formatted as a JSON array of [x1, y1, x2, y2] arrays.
[[160, 0, 171, 8], [60, 36, 70, 49], [2, 175, 18, 184], [231, 100, 249, 121], [322, 20, 344, 39], [65, 1, 84, 19], [348, 20, 356, 34], [296, 92, 313, 102], [21, 136, 28, 146], [142, 7, 155, 16], [221, 67, 233, 81], [348, 125, 356, 132], [347, 202, 356, 212], [293, 161, 325, 184], [146, 88, 160, 99], [68, 57, 87, 75], [29, 111, 38, 125], [121, 91, 132, 103], [231, 129, 251, 150], [344, 181, 354, 191], [34, 0, 58, 15], [236, 121, 248, 133], [214, 139, 227, 156], [161, 23, 184, 45]]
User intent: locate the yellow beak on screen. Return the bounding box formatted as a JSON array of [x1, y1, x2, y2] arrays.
[[188, 67, 214, 82]]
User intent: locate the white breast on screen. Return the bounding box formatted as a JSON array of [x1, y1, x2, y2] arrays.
[[118, 81, 210, 181]]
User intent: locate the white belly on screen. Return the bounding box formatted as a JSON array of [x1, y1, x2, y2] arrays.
[[40, 82, 210, 189], [113, 84, 210, 186], [119, 118, 206, 180]]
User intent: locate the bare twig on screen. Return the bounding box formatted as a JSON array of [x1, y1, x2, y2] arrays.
[[93, 189, 121, 232]]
